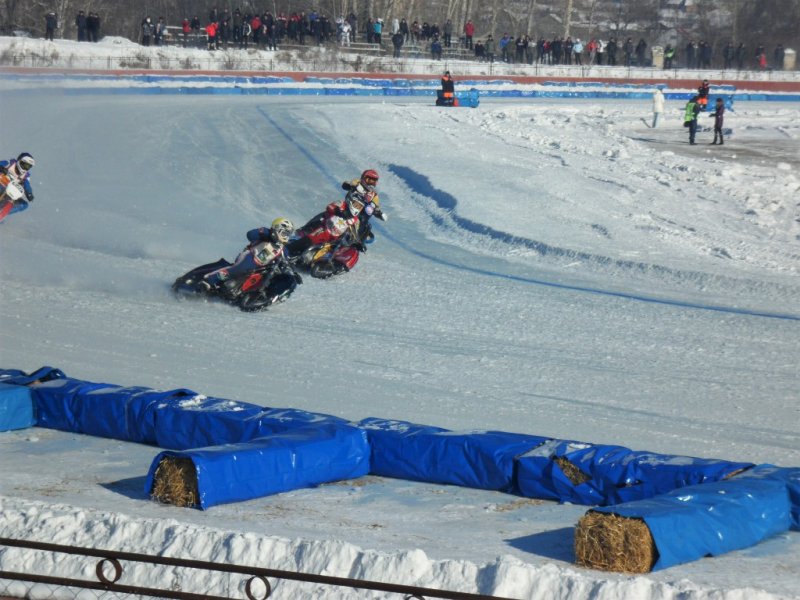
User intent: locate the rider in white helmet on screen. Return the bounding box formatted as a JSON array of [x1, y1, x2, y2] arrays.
[[0, 152, 36, 220], [202, 217, 299, 289]]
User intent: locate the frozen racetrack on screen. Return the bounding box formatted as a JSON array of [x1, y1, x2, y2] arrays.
[[1, 86, 799, 599]]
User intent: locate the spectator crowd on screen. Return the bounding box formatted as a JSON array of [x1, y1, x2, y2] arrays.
[[37, 7, 793, 71]]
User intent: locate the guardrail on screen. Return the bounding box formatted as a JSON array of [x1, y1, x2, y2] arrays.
[[0, 537, 516, 600]]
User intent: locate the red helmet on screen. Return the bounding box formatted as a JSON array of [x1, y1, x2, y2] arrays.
[[360, 169, 379, 191]]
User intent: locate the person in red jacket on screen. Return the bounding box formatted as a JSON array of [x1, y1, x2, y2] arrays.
[[463, 19, 475, 50], [205, 21, 217, 50]]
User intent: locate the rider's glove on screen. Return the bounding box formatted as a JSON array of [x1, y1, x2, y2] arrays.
[[375, 210, 387, 222], [25, 190, 34, 202], [354, 242, 366, 253]]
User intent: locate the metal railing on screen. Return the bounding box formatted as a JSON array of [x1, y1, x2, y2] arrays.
[[0, 537, 517, 600]]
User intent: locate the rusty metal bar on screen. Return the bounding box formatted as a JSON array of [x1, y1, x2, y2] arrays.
[[0, 537, 518, 600]]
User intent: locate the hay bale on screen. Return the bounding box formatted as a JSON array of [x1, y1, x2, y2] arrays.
[[150, 456, 199, 508], [574, 511, 657, 573], [554, 455, 591, 485]]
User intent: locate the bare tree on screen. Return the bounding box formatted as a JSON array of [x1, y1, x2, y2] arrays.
[[525, 0, 538, 36]]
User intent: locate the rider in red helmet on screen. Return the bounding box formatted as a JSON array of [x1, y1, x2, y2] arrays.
[[341, 169, 386, 222]]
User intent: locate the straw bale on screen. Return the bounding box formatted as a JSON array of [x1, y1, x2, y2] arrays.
[[554, 455, 591, 485], [574, 511, 657, 573], [150, 456, 199, 508]]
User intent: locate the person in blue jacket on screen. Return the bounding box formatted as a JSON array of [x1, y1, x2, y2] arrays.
[[0, 153, 35, 220]]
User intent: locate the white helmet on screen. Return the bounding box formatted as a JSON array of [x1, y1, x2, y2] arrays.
[[270, 217, 294, 244], [15, 152, 35, 175]]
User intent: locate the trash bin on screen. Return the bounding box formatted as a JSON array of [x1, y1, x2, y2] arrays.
[[651, 46, 664, 69], [784, 48, 796, 71]]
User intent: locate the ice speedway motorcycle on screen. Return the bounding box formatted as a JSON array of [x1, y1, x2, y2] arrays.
[[287, 218, 374, 280], [172, 256, 302, 313], [0, 172, 28, 222]]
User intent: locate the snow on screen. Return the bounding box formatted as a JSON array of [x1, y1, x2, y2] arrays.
[[1, 37, 799, 600]]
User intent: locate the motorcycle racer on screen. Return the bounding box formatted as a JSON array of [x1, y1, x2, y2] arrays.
[[0, 152, 36, 221], [341, 169, 387, 223], [201, 217, 301, 290]]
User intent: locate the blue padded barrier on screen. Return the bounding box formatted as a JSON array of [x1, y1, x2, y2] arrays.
[[516, 439, 753, 505], [29, 377, 112, 432], [154, 399, 350, 450], [350, 88, 383, 96], [145, 423, 370, 509], [736, 465, 800, 529], [0, 366, 66, 386], [359, 417, 548, 492], [237, 87, 266, 95], [249, 76, 295, 84], [77, 386, 198, 444], [0, 383, 34, 431], [592, 466, 792, 570]]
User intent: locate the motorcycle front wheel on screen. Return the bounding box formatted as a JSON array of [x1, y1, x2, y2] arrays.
[[237, 274, 296, 312]]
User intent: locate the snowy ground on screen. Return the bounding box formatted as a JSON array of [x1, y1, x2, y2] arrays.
[[0, 50, 799, 600]]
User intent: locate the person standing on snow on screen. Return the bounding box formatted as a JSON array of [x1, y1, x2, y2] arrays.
[[709, 97, 725, 145], [652, 87, 665, 128], [683, 95, 700, 145], [0, 153, 36, 221], [44, 12, 58, 41]]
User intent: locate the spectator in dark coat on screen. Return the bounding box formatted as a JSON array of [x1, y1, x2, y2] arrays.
[[431, 37, 443, 60], [774, 44, 785, 70], [75, 10, 87, 41], [87, 12, 101, 42], [606, 37, 617, 65], [44, 12, 57, 41], [141, 16, 154, 46], [709, 97, 725, 145], [391, 31, 404, 58], [735, 42, 746, 70], [635, 38, 647, 66]]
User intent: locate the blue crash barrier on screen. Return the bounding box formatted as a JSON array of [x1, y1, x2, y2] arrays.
[[12, 72, 800, 103], [591, 464, 793, 570], [3, 365, 800, 570], [145, 423, 370, 509], [516, 439, 753, 506], [0, 383, 34, 431], [359, 417, 547, 492], [0, 366, 66, 385], [77, 385, 199, 444], [155, 399, 351, 450]]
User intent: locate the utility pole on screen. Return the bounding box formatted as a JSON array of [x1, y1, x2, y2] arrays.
[[564, 0, 574, 38]]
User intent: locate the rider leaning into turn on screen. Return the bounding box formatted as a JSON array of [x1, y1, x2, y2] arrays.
[[341, 169, 387, 223], [287, 169, 387, 258], [201, 217, 298, 290], [0, 153, 36, 219]]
